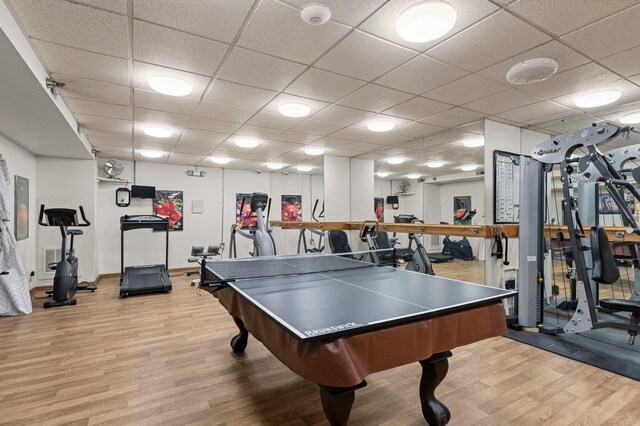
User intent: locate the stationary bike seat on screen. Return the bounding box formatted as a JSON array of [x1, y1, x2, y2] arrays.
[[48, 262, 57, 270], [68, 229, 83, 236]]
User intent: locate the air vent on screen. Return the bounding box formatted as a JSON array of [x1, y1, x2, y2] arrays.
[[430, 235, 439, 246], [42, 248, 61, 277]]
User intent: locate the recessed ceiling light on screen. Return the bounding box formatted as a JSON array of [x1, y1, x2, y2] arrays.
[[376, 171, 390, 177], [367, 119, 396, 132], [619, 111, 640, 124], [407, 173, 422, 179], [396, 2, 457, 43], [267, 163, 284, 170], [279, 102, 311, 118], [462, 138, 485, 148], [506, 58, 559, 85], [147, 75, 192, 97], [461, 164, 478, 171], [143, 125, 173, 138], [139, 149, 164, 159], [305, 147, 325, 156], [387, 157, 405, 165], [297, 164, 313, 172], [210, 157, 231, 164], [300, 4, 331, 25], [574, 89, 621, 108], [426, 160, 444, 168], [234, 136, 260, 148]]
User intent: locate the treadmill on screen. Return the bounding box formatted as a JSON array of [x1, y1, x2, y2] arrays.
[[120, 215, 172, 297]]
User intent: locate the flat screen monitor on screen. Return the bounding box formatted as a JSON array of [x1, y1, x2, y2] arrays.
[[131, 185, 156, 199]]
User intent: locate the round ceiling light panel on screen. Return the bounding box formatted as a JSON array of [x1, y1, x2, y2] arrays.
[[396, 2, 457, 43]]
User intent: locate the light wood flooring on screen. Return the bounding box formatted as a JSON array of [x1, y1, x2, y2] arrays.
[[1, 261, 639, 426]]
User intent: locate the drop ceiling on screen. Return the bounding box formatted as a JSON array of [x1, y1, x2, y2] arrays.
[[5, 0, 640, 178]]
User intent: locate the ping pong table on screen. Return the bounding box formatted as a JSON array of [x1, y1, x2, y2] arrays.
[[201, 253, 513, 425]]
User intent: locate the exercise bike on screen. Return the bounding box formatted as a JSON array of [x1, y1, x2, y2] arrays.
[[38, 204, 94, 308]]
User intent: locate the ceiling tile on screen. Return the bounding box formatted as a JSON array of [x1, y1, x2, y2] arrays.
[[133, 20, 228, 75], [178, 128, 228, 149], [395, 122, 448, 138], [32, 40, 128, 86], [132, 62, 212, 99], [235, 125, 283, 139], [209, 148, 269, 161], [166, 152, 205, 165], [512, 0, 640, 37], [252, 141, 303, 157], [494, 101, 574, 124], [551, 80, 640, 113], [247, 111, 303, 130], [73, 0, 128, 14], [263, 94, 330, 116], [66, 98, 132, 120], [290, 119, 345, 136], [375, 55, 468, 94], [172, 145, 212, 156], [237, 1, 349, 64], [338, 84, 414, 112], [134, 108, 190, 143], [359, 0, 498, 51], [188, 116, 242, 134], [133, 0, 254, 43], [601, 46, 640, 77], [273, 131, 320, 144], [56, 74, 131, 105], [310, 104, 375, 126], [561, 5, 640, 60], [478, 40, 590, 84], [133, 89, 200, 115], [352, 115, 413, 131], [312, 137, 380, 152], [219, 135, 267, 151], [419, 107, 486, 128], [454, 121, 485, 134], [76, 114, 131, 139], [423, 74, 510, 105], [463, 89, 543, 115], [315, 31, 416, 81], [383, 97, 451, 120], [516, 63, 619, 99], [7, 0, 128, 57], [280, 0, 386, 26], [205, 80, 278, 109], [330, 127, 408, 145], [218, 47, 307, 91], [427, 11, 551, 72], [286, 68, 366, 103], [193, 101, 257, 123]]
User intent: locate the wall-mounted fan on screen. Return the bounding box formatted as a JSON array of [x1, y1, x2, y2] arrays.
[[103, 159, 124, 178], [399, 180, 411, 193]]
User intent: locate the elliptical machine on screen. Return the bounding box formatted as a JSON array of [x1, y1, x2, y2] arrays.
[[229, 193, 276, 257], [38, 204, 94, 308]]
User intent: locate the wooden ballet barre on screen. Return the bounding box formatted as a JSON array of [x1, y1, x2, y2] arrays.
[[544, 225, 640, 243]]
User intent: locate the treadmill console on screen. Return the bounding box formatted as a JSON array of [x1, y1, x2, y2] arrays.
[[120, 215, 169, 231]]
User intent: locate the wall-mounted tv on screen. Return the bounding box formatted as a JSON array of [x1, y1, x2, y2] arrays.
[[131, 185, 156, 199]]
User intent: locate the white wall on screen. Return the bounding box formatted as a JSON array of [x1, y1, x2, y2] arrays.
[[36, 157, 96, 285], [0, 134, 37, 287]]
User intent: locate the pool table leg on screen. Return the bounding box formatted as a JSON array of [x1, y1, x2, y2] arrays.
[[230, 317, 249, 354], [319, 381, 367, 426], [419, 351, 453, 426]]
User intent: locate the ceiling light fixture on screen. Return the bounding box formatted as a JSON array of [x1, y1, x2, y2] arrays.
[[619, 111, 640, 124], [396, 2, 457, 43], [506, 58, 559, 85], [376, 171, 390, 177], [139, 150, 164, 158], [407, 173, 422, 179], [300, 4, 331, 25], [210, 157, 231, 164], [297, 164, 313, 172], [426, 160, 444, 168], [387, 157, 405, 164], [279, 102, 311, 118], [367, 119, 396, 132], [462, 138, 485, 148], [267, 163, 284, 170], [143, 125, 173, 138], [147, 75, 192, 97], [305, 147, 325, 156], [234, 136, 260, 148], [461, 164, 478, 171], [574, 89, 622, 108]]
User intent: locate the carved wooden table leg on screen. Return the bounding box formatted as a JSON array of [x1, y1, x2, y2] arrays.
[[230, 317, 249, 354], [419, 351, 452, 425], [319, 381, 367, 426]]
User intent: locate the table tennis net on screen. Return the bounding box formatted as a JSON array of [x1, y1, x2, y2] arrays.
[[205, 250, 395, 282]]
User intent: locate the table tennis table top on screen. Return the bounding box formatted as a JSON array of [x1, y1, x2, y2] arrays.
[[204, 254, 513, 342]]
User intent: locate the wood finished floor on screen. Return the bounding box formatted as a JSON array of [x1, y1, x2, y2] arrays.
[[1, 261, 639, 426]]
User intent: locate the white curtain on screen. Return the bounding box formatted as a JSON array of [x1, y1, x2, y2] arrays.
[[0, 158, 32, 315]]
